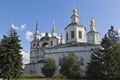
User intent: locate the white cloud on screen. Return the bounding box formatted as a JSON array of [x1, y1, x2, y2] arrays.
[[25, 31, 33, 41], [11, 24, 19, 30], [48, 33, 52, 37], [20, 50, 29, 64], [11, 24, 26, 31], [41, 33, 45, 37], [20, 24, 26, 30]]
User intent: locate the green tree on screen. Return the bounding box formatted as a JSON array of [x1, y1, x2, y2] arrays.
[[87, 26, 120, 79], [101, 26, 120, 78], [87, 48, 103, 79], [107, 44, 120, 77], [60, 52, 80, 79], [42, 58, 56, 77], [0, 28, 23, 80]]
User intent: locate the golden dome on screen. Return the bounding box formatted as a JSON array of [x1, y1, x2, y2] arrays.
[[72, 8, 77, 16], [90, 18, 95, 26]]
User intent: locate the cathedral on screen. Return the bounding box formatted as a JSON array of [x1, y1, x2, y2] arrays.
[[24, 7, 100, 75]]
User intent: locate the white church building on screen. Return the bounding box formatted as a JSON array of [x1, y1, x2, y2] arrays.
[[24, 7, 100, 75]]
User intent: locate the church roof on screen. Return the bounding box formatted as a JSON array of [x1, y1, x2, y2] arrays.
[[87, 31, 99, 34], [40, 33, 50, 41], [65, 22, 86, 30], [50, 36, 59, 40], [46, 42, 100, 49], [30, 39, 40, 43]]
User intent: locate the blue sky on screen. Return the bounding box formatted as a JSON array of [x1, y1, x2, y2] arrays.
[[0, 0, 120, 64]]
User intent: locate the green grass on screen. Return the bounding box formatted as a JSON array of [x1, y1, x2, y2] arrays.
[[19, 78, 70, 80], [19, 78, 47, 80], [18, 74, 69, 80], [19, 74, 46, 80]]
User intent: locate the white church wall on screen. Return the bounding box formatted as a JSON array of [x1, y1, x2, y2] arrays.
[[45, 45, 98, 73], [24, 63, 44, 75], [45, 51, 91, 73], [45, 45, 98, 54], [65, 26, 76, 42], [49, 38, 58, 47], [76, 26, 86, 42]]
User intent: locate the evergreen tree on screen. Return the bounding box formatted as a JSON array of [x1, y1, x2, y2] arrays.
[[87, 26, 120, 79], [107, 26, 120, 43], [87, 48, 103, 79], [0, 28, 23, 80], [42, 58, 56, 77], [102, 26, 120, 78], [60, 53, 80, 79]]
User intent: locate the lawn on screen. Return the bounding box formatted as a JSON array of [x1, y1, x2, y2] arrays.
[[19, 78, 67, 80], [19, 74, 48, 80], [19, 78, 47, 80], [19, 74, 69, 80]]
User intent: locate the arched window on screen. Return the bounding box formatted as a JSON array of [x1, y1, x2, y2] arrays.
[[78, 31, 82, 38], [59, 58, 62, 66], [51, 41, 53, 46], [33, 44, 35, 46], [42, 42, 48, 47], [37, 43, 39, 46], [71, 31, 74, 39], [66, 32, 68, 40], [80, 56, 84, 66]]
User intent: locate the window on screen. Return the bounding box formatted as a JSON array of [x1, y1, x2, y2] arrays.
[[51, 41, 53, 46], [66, 33, 68, 40], [80, 56, 84, 66], [71, 31, 74, 39], [42, 42, 48, 47], [32, 60, 34, 63], [32, 51, 35, 54], [33, 65, 35, 68], [37, 44, 39, 46], [78, 31, 82, 38], [59, 58, 62, 66], [33, 44, 35, 46]]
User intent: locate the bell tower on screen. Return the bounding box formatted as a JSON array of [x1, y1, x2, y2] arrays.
[[30, 21, 41, 63], [87, 18, 100, 44]]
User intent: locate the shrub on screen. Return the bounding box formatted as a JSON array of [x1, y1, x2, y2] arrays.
[[52, 73, 62, 79], [42, 58, 56, 77]]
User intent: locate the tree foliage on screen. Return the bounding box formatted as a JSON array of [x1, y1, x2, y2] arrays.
[[87, 48, 103, 79], [87, 26, 120, 79], [60, 52, 80, 79], [42, 58, 56, 77], [0, 28, 23, 80]]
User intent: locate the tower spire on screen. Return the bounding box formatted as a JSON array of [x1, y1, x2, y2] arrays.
[[51, 21, 56, 37], [71, 7, 79, 23], [35, 21, 39, 34], [90, 18, 96, 31], [34, 21, 40, 40]]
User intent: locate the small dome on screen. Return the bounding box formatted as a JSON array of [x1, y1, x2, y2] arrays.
[[40, 33, 50, 41], [90, 18, 95, 26], [73, 8, 77, 15]]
